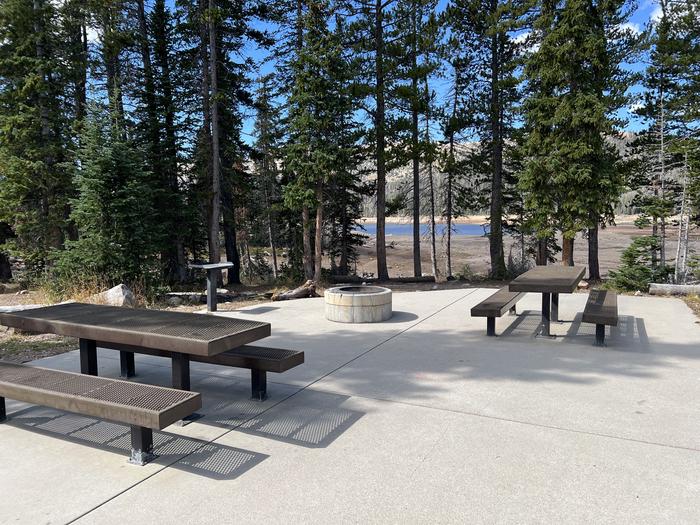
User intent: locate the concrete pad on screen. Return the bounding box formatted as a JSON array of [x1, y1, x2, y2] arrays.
[[316, 292, 700, 449], [3, 288, 699, 523], [72, 393, 699, 524]]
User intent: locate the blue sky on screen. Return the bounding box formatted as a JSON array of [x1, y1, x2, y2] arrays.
[[234, 0, 660, 143]]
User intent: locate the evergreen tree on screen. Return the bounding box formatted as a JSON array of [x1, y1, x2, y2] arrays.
[[519, 0, 630, 273], [58, 108, 165, 286], [0, 0, 72, 276], [444, 0, 529, 279]]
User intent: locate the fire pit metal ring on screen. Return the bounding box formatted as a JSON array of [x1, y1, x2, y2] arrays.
[[324, 286, 392, 323]]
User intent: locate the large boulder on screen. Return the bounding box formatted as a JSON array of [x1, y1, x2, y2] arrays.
[[92, 284, 136, 307]]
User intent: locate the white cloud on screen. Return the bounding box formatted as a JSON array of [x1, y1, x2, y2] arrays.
[[619, 22, 641, 35]]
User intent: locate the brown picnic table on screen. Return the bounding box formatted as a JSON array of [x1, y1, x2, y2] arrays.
[[509, 265, 586, 337], [0, 302, 274, 393]]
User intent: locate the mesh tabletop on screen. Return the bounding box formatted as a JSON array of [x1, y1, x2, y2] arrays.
[[0, 362, 201, 428], [508, 266, 586, 294], [0, 303, 271, 357]]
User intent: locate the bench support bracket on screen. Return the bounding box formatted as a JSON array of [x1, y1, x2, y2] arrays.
[[129, 425, 156, 466], [0, 396, 5, 422], [594, 324, 606, 347], [79, 338, 98, 376], [539, 293, 552, 337], [486, 317, 496, 337], [120, 351, 135, 378], [551, 293, 559, 323], [251, 369, 267, 401]]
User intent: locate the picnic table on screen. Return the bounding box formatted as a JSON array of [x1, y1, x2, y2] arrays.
[[0, 302, 271, 391], [509, 265, 586, 337]]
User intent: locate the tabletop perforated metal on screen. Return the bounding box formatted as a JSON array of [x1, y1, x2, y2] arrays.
[[0, 303, 271, 356]]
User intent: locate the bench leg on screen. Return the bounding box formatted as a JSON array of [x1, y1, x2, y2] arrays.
[[0, 396, 5, 422], [251, 369, 267, 401], [129, 426, 156, 465], [171, 352, 190, 391], [486, 317, 496, 337], [594, 324, 606, 347], [120, 351, 136, 378], [79, 338, 98, 376], [551, 293, 559, 322]]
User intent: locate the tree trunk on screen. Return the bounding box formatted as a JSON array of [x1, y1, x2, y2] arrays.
[[221, 185, 241, 285], [444, 73, 458, 279], [411, 4, 421, 278], [562, 237, 574, 266], [536, 239, 548, 266], [489, 7, 506, 279], [153, 0, 186, 282], [302, 206, 313, 279], [374, 0, 389, 280], [207, 0, 221, 264], [314, 182, 323, 283], [588, 224, 600, 280], [264, 188, 278, 279]]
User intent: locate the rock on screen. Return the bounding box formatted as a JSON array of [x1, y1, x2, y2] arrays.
[[167, 296, 183, 307], [634, 290, 643, 296], [17, 289, 28, 295], [578, 280, 590, 289], [92, 284, 136, 307]]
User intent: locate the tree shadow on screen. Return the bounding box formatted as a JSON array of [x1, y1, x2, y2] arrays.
[[6, 406, 268, 480]]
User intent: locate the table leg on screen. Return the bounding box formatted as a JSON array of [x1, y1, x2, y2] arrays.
[[551, 293, 559, 323], [540, 293, 551, 337], [206, 269, 218, 312], [79, 339, 98, 376], [171, 352, 191, 391], [120, 351, 135, 378]]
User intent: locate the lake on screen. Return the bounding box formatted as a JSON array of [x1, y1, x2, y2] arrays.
[[357, 222, 487, 237]]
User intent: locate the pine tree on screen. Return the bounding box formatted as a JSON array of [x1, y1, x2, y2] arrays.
[[520, 0, 630, 272], [59, 108, 165, 287], [0, 0, 72, 276], [444, 0, 529, 279], [348, 0, 402, 280]]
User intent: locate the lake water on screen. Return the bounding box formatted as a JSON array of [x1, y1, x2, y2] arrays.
[[357, 222, 487, 237]]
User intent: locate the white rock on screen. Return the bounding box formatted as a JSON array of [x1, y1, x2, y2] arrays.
[[92, 284, 136, 307], [578, 280, 590, 289], [167, 296, 183, 307], [634, 290, 643, 296]]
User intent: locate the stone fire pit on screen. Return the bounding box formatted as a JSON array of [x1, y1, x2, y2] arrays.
[[324, 285, 392, 323]]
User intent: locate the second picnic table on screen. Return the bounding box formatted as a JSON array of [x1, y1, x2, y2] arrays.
[[509, 265, 586, 337]]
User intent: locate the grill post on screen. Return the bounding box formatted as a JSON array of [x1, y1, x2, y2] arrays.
[[206, 269, 218, 312], [129, 426, 155, 465], [171, 352, 191, 391], [0, 396, 6, 422], [79, 338, 98, 376], [251, 369, 267, 401], [120, 351, 136, 378]]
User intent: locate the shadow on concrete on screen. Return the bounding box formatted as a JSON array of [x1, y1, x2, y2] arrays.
[[204, 390, 364, 448], [6, 406, 268, 480], [238, 306, 280, 315], [564, 314, 650, 352]]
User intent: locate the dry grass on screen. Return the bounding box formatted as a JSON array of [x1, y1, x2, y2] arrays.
[[0, 333, 77, 364]]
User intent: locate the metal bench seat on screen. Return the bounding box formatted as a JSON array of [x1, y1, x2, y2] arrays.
[[96, 342, 304, 401], [581, 289, 618, 346], [0, 362, 201, 465], [471, 288, 525, 336]]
